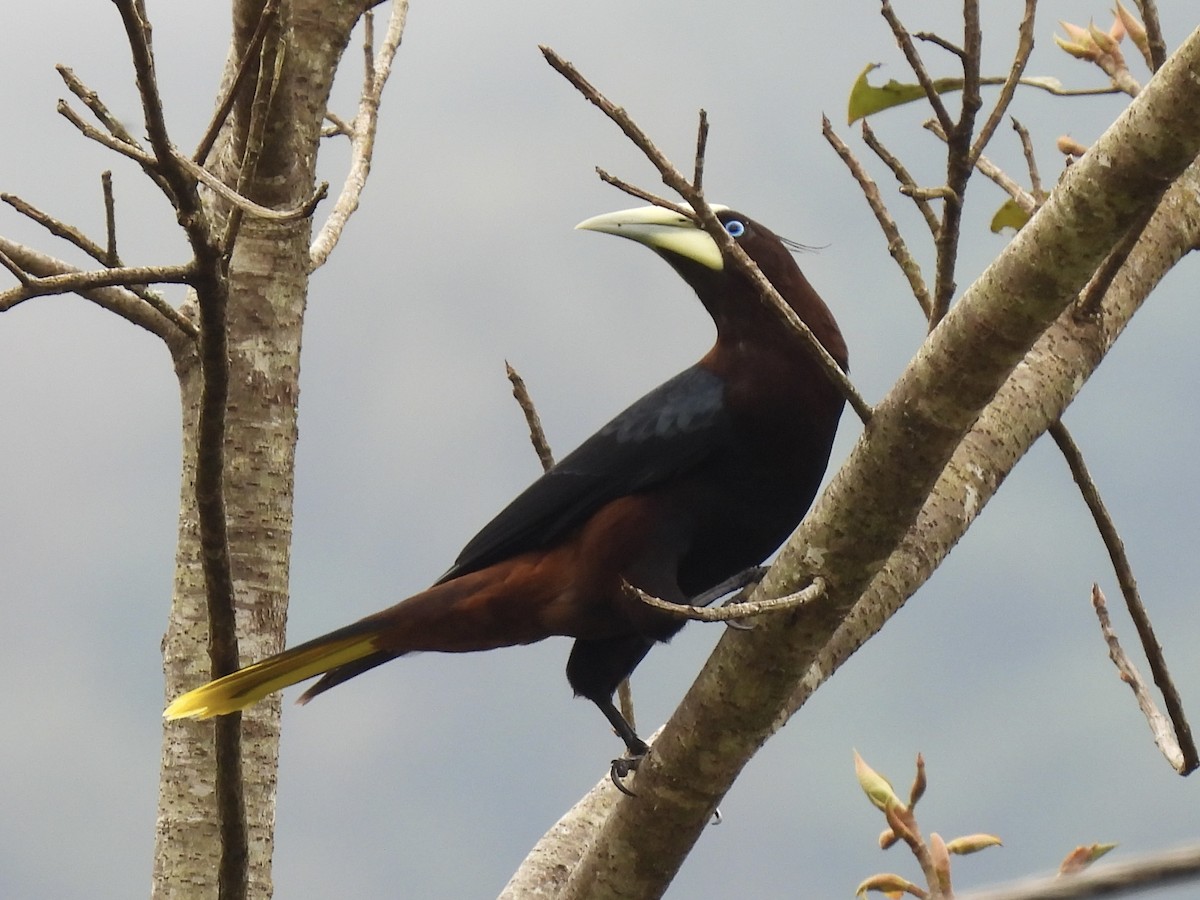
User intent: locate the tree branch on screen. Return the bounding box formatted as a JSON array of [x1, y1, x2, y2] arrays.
[[0, 236, 197, 341], [1051, 423, 1197, 773], [823, 118, 932, 317], [309, 0, 410, 269], [629, 578, 825, 623], [960, 841, 1200, 900]]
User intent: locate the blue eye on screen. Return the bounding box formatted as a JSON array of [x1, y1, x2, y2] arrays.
[[724, 220, 746, 238]]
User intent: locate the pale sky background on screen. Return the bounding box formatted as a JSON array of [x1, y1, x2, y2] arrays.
[[2, 2, 1198, 898]]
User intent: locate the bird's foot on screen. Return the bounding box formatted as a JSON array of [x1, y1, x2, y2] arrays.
[[609, 747, 648, 797]]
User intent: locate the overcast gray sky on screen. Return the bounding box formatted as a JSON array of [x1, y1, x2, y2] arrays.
[[2, 2, 1198, 898]]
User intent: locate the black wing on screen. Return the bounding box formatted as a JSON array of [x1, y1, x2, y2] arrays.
[[439, 364, 732, 582]]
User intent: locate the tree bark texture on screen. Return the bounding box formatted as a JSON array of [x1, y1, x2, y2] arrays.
[[153, 3, 365, 896]]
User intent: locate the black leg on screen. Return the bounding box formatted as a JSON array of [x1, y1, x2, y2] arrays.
[[567, 635, 656, 795]]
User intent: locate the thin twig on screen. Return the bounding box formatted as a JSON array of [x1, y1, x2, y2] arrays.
[[1050, 423, 1197, 774], [0, 248, 33, 285], [1092, 586, 1189, 771], [309, 0, 410, 269], [541, 44, 871, 425], [193, 0, 280, 166], [961, 841, 1200, 900], [322, 111, 354, 138], [220, 16, 286, 255], [914, 31, 965, 59], [595, 170, 693, 218], [692, 109, 709, 194], [968, 1, 1036, 169], [0, 263, 194, 309], [2, 192, 112, 264], [924, 120, 1037, 214], [1136, 0, 1168, 71], [55, 64, 144, 151], [0, 237, 197, 340], [861, 120, 939, 237], [628, 578, 826, 623], [903, 184, 958, 202], [173, 151, 328, 223], [101, 172, 120, 267], [924, 0, 983, 329], [505, 362, 555, 473], [879, 0, 955, 136], [1010, 117, 1043, 200], [823, 118, 932, 318], [56, 100, 156, 166]]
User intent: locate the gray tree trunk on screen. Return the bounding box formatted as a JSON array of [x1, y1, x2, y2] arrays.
[[153, 3, 366, 896]]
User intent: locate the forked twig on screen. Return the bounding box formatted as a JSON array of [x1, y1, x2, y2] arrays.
[[823, 118, 932, 318]]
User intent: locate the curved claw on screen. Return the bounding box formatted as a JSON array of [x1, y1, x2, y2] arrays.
[[610, 751, 646, 797]]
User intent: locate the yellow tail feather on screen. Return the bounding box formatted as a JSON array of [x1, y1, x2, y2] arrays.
[[163, 634, 377, 720]]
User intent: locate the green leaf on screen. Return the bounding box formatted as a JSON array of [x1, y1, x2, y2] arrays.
[[847, 63, 965, 123]]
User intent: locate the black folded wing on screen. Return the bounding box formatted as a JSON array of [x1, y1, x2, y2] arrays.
[[439, 364, 731, 582]]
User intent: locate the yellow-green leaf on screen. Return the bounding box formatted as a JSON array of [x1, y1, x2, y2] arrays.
[[847, 63, 965, 124], [990, 199, 1030, 234]]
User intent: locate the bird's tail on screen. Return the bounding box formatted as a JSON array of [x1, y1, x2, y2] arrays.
[[163, 560, 561, 721], [163, 620, 384, 720]]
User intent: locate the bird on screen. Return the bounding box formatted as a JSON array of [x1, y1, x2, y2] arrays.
[[165, 203, 848, 787]]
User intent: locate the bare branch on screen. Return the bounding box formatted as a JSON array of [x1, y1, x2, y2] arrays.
[[0, 248, 32, 285], [595, 169, 693, 218], [823, 118, 932, 317], [924, 120, 1037, 214], [505, 362, 555, 473], [692, 109, 709, 194], [1011, 118, 1043, 200], [322, 110, 354, 138], [968, 1, 1036, 168], [0, 236, 196, 341], [1050, 424, 1197, 773], [193, 0, 280, 166], [219, 18, 288, 254], [1136, 1, 1168, 71], [0, 262, 193, 310], [861, 120, 939, 237], [56, 99, 156, 166], [1091, 586, 1191, 772], [2, 192, 111, 264], [914, 31, 965, 59], [904, 184, 958, 202], [55, 64, 144, 151], [879, 0, 955, 136], [172, 151, 328, 223], [101, 172, 120, 266], [309, 0, 410, 269], [540, 44, 872, 425], [628, 578, 825, 623], [961, 841, 1200, 900]]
